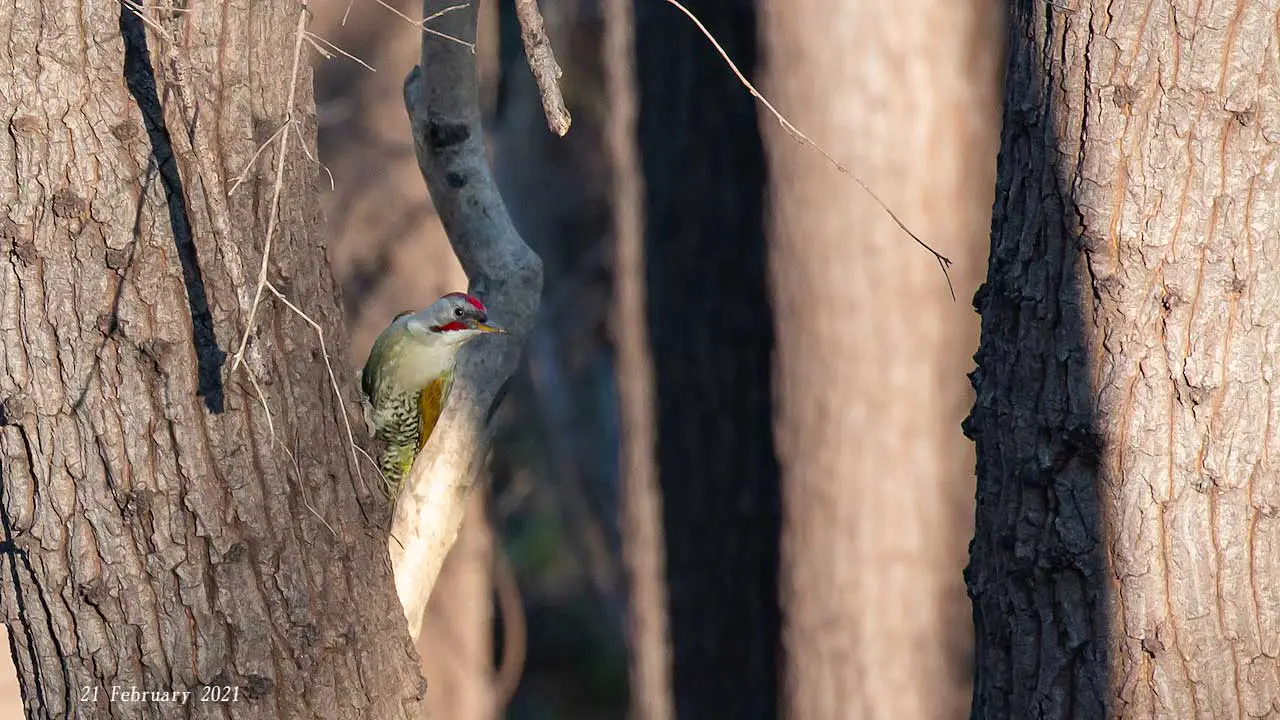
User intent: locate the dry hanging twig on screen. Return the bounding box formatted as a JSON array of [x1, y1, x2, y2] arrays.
[[659, 0, 955, 298], [515, 0, 571, 136]]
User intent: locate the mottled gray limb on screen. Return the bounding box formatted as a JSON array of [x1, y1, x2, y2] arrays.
[[392, 0, 544, 640]]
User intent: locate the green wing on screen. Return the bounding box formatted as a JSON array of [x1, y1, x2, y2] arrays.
[[361, 310, 415, 399]]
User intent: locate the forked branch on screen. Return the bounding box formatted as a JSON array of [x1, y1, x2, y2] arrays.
[[391, 0, 543, 640]]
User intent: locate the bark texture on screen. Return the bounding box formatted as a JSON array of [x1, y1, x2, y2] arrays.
[[760, 0, 1001, 716], [967, 0, 1280, 717], [0, 1, 426, 717], [635, 2, 781, 716]]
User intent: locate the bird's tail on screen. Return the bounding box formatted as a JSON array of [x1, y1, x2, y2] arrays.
[[378, 444, 417, 501]]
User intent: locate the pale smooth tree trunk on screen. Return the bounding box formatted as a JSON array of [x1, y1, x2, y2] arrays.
[[604, 0, 674, 717], [759, 0, 1001, 717], [416, 495, 496, 720], [0, 1, 426, 716], [966, 0, 1280, 717]]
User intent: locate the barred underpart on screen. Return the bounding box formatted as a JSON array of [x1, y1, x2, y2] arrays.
[[374, 392, 421, 499]]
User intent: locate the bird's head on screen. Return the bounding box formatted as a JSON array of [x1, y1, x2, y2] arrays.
[[399, 292, 504, 347], [361, 292, 504, 402]]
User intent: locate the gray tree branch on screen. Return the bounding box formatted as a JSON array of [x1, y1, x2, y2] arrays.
[[391, 0, 543, 641]]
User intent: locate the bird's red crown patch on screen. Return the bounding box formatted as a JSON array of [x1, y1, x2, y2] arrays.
[[444, 291, 486, 314]]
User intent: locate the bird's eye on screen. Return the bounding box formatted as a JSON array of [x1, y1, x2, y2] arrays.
[[453, 307, 464, 318]]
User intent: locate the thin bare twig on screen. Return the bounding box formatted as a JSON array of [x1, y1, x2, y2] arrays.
[[371, 0, 475, 50], [230, 2, 309, 374], [659, 0, 956, 299], [263, 281, 370, 497], [284, 439, 341, 540], [141, 1, 192, 12], [305, 30, 378, 72], [228, 91, 337, 197], [221, 4, 369, 519], [354, 444, 390, 497], [243, 367, 339, 539], [514, 0, 571, 136], [121, 0, 169, 36], [244, 369, 278, 445], [228, 121, 290, 196], [290, 121, 337, 192]]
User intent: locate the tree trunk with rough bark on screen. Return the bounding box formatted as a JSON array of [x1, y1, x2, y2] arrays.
[[760, 0, 1001, 717], [634, 2, 781, 717], [0, 2, 426, 717], [967, 0, 1280, 717]]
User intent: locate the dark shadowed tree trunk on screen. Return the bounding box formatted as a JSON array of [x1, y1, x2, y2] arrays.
[[759, 0, 1000, 717], [0, 2, 425, 716], [635, 2, 781, 717], [967, 0, 1280, 717]]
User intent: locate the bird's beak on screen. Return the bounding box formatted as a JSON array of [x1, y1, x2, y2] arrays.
[[473, 321, 505, 334]]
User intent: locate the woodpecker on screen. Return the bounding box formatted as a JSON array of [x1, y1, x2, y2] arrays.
[[359, 292, 504, 500]]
